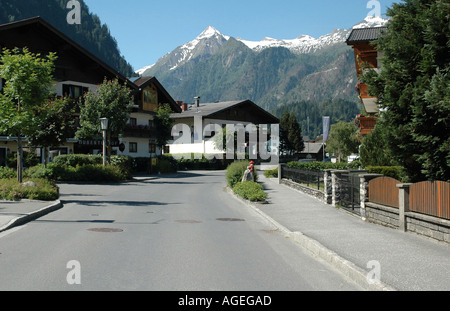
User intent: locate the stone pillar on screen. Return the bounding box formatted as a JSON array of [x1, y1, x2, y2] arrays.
[[323, 170, 332, 204], [359, 174, 383, 221], [331, 170, 349, 207], [397, 183, 413, 232], [278, 164, 285, 185]]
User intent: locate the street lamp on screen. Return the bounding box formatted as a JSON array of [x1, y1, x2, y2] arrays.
[[100, 117, 109, 166]]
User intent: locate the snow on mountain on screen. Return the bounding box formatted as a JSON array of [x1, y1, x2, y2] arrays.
[[136, 16, 389, 75]]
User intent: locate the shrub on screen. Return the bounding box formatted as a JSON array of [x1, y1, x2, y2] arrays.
[[264, 168, 278, 178], [226, 161, 254, 188], [0, 167, 16, 179], [53, 154, 102, 167], [0, 178, 59, 201], [366, 166, 408, 182], [287, 161, 349, 171], [233, 181, 267, 202]]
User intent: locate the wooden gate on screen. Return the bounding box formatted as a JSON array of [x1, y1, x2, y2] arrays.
[[368, 177, 400, 208]]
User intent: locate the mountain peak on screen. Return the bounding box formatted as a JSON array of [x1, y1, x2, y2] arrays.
[[198, 26, 223, 39], [353, 15, 389, 29]]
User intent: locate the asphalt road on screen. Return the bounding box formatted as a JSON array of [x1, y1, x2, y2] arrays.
[[0, 171, 363, 291]]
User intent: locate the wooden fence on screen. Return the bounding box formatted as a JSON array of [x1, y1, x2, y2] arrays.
[[368, 177, 450, 220], [410, 181, 450, 220], [368, 177, 400, 208]]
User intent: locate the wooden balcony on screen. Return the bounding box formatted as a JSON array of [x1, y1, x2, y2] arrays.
[[357, 116, 377, 135], [123, 125, 155, 138]]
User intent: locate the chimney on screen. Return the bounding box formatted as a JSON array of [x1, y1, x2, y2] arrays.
[[177, 101, 188, 112], [194, 96, 200, 107]]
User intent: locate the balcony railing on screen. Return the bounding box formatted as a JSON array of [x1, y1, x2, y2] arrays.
[[123, 125, 155, 138]]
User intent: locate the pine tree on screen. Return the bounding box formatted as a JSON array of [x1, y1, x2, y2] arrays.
[[362, 0, 449, 181]]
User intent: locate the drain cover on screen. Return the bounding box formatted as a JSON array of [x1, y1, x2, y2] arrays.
[[88, 228, 123, 233], [216, 218, 245, 222], [175, 220, 202, 224]]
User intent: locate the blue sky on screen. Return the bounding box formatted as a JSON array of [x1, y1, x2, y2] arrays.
[[82, 0, 398, 71]]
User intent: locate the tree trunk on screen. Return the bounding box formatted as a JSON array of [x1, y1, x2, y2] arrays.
[[17, 135, 23, 183]]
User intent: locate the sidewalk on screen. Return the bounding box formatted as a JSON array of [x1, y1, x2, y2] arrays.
[[243, 173, 450, 291], [0, 199, 62, 233]]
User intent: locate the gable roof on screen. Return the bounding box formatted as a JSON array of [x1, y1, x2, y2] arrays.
[[346, 27, 388, 44], [0, 16, 137, 90], [130, 76, 181, 113], [171, 100, 279, 124]]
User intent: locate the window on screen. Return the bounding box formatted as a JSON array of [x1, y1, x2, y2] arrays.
[[129, 118, 137, 126], [63, 84, 89, 99], [149, 143, 156, 154], [129, 142, 138, 153]]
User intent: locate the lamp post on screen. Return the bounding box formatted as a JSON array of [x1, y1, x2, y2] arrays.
[[100, 117, 109, 166]]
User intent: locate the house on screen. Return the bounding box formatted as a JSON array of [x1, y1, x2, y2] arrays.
[[346, 26, 387, 136], [0, 17, 180, 165], [298, 142, 325, 162], [168, 98, 279, 159]]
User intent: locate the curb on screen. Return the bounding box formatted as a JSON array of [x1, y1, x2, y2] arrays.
[[226, 186, 397, 291], [0, 200, 63, 233]]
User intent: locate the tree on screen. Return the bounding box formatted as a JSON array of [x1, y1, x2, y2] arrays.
[[0, 48, 57, 182], [359, 120, 397, 168], [325, 121, 360, 162], [362, 0, 449, 181], [76, 78, 132, 161], [279, 111, 292, 156], [29, 96, 76, 167], [287, 113, 304, 155], [280, 111, 304, 156], [153, 103, 174, 152]]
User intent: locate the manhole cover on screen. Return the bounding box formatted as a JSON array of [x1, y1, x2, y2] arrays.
[[175, 220, 202, 224], [88, 228, 123, 233], [216, 218, 245, 222]]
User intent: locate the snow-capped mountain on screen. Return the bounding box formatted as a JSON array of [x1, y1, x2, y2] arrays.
[[137, 16, 388, 76]]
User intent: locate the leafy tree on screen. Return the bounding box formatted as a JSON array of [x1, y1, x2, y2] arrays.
[[153, 103, 174, 151], [29, 96, 76, 167], [76, 78, 133, 140], [325, 121, 359, 162], [0, 48, 57, 182], [359, 120, 397, 167], [362, 0, 450, 181]]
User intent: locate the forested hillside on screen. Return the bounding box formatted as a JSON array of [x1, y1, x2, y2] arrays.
[[272, 99, 361, 139], [0, 0, 135, 77]]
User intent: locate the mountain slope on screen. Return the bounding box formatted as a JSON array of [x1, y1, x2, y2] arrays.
[[0, 0, 135, 77], [138, 16, 388, 112]]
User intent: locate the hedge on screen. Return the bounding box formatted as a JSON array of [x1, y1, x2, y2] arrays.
[[232, 181, 267, 202], [0, 178, 59, 201]]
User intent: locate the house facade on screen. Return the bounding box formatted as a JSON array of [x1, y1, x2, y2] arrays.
[[346, 26, 387, 137], [0, 17, 180, 166], [168, 98, 279, 159]]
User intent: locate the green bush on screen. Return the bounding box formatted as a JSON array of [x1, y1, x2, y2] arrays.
[[0, 178, 59, 201], [287, 161, 348, 171], [226, 161, 255, 188], [233, 181, 267, 202], [0, 167, 17, 179], [264, 168, 278, 178], [366, 166, 408, 182], [53, 154, 102, 167]]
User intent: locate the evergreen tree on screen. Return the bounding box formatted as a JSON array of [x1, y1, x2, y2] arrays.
[[362, 0, 449, 181], [288, 113, 304, 155]]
